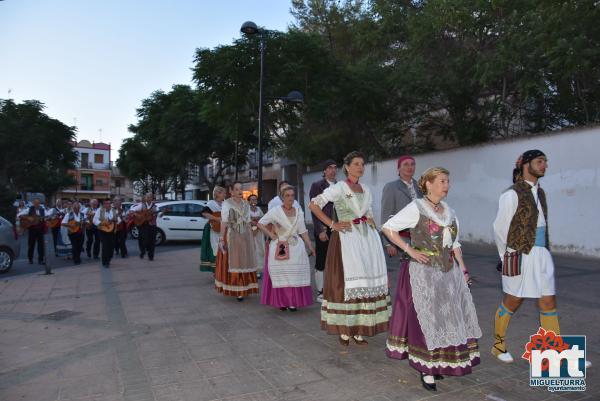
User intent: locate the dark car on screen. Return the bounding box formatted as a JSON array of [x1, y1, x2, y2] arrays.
[[0, 216, 21, 273]]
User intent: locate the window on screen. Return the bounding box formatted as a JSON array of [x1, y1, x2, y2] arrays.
[[81, 174, 93, 190], [94, 154, 104, 164], [188, 203, 204, 217], [96, 179, 103, 186], [161, 203, 187, 216]]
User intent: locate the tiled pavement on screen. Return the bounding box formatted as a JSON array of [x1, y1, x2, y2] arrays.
[[0, 244, 597, 401]]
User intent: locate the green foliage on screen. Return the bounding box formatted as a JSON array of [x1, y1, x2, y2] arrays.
[[0, 99, 77, 220], [120, 0, 600, 189], [117, 85, 218, 197]]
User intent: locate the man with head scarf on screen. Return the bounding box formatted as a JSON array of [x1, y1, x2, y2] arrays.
[[491, 150, 591, 369], [308, 159, 338, 302]]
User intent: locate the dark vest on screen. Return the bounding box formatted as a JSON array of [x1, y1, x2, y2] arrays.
[[409, 213, 458, 272], [28, 206, 45, 217], [506, 180, 549, 254]]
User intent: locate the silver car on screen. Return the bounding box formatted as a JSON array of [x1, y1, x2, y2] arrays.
[[0, 216, 21, 273]]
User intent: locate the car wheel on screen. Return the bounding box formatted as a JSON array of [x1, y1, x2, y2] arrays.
[[0, 247, 14, 274], [130, 226, 139, 239], [155, 229, 165, 246]]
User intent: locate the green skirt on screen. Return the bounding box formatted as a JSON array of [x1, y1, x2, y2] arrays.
[[199, 221, 216, 272]]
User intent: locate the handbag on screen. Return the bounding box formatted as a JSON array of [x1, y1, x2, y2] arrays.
[[502, 250, 522, 277], [275, 240, 290, 260]]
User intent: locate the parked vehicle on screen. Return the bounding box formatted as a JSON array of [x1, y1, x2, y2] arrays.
[[0, 216, 21, 274], [129, 200, 208, 245]]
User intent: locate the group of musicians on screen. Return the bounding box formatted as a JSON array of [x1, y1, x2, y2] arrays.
[[17, 193, 158, 268]]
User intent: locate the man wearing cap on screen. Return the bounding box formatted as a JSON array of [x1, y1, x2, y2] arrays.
[[309, 160, 337, 302], [491, 150, 578, 365], [380, 155, 422, 258]]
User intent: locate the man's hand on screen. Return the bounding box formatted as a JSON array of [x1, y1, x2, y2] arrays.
[[386, 245, 398, 257], [318, 231, 329, 242]]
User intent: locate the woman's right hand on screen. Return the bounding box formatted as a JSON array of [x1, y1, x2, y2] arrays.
[[407, 247, 429, 264], [332, 221, 352, 233]]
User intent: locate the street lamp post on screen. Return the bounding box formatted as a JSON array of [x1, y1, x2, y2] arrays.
[[241, 21, 266, 204], [240, 21, 304, 205]]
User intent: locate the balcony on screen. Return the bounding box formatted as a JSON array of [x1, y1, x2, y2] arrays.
[[78, 184, 110, 192], [79, 161, 112, 170]]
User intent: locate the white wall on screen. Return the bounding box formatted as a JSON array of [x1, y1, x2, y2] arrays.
[[303, 126, 600, 257]]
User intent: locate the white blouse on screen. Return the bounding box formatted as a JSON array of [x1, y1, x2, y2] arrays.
[[382, 200, 461, 249]]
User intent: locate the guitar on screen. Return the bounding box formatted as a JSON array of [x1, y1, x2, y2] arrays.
[[18, 212, 51, 230], [66, 218, 83, 234], [47, 215, 64, 228], [132, 204, 157, 225], [85, 209, 96, 229], [98, 210, 117, 233], [209, 211, 222, 232]]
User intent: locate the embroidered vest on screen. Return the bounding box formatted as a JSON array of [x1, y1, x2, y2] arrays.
[[409, 213, 458, 272], [506, 180, 549, 254]]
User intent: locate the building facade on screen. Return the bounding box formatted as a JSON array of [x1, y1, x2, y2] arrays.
[[110, 166, 135, 202], [56, 140, 112, 204]]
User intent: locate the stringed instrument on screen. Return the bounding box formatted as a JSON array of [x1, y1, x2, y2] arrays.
[[209, 211, 222, 232], [18, 215, 41, 230], [47, 212, 65, 229], [132, 208, 155, 226], [98, 210, 117, 233], [115, 208, 127, 232], [66, 218, 83, 234], [85, 209, 96, 229]]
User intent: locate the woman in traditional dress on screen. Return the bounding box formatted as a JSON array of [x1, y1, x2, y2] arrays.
[[215, 182, 258, 301], [382, 167, 481, 392], [258, 186, 315, 311], [199, 186, 226, 272], [247, 194, 265, 278], [56, 200, 72, 259], [309, 151, 391, 346]]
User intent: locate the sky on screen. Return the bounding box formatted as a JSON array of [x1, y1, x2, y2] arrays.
[[0, 0, 295, 160]]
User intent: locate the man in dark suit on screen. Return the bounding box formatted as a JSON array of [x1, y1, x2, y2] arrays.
[[17, 198, 47, 264], [380, 155, 422, 258], [309, 159, 337, 302]]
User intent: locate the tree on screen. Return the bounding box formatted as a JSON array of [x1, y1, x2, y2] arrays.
[[118, 85, 218, 199], [0, 99, 77, 221]]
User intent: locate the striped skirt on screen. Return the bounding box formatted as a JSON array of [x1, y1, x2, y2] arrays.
[[214, 235, 258, 297], [320, 231, 391, 337]]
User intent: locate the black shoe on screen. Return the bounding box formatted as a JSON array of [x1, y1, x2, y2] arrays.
[[148, 257, 154, 261], [237, 296, 244, 302], [434, 375, 444, 380], [420, 373, 437, 392], [122, 255, 127, 258], [288, 307, 297, 312], [139, 253, 144, 259], [87, 252, 91, 258], [279, 307, 287, 311]]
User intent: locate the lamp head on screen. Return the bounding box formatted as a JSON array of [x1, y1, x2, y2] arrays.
[[285, 91, 304, 104], [240, 21, 259, 35]]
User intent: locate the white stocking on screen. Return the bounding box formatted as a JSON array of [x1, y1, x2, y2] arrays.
[[315, 270, 323, 292]]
